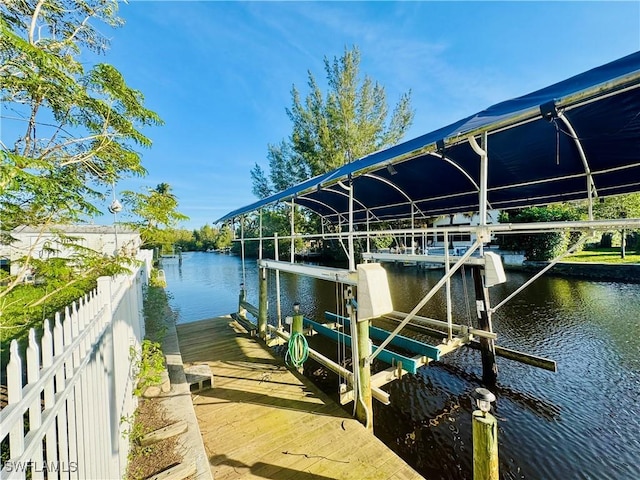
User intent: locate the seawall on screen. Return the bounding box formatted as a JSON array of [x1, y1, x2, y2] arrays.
[[508, 261, 640, 283]]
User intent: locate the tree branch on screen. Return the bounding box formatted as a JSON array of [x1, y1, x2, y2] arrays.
[[29, 0, 47, 45]]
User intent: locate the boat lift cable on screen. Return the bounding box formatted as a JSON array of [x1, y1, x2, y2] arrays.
[[461, 265, 473, 327]]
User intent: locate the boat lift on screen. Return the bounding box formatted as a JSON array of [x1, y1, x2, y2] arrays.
[[222, 52, 640, 429]]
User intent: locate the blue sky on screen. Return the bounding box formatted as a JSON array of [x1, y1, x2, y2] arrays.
[[92, 2, 639, 228]]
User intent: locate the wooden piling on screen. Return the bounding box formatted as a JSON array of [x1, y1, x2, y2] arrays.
[[238, 287, 246, 320], [291, 309, 304, 374], [472, 266, 498, 385], [291, 311, 303, 336], [472, 411, 499, 480], [258, 267, 268, 340], [356, 317, 373, 431]]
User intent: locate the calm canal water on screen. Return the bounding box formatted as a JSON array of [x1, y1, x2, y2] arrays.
[[163, 252, 640, 480]]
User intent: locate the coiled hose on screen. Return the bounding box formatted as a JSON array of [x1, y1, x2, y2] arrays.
[[285, 332, 309, 369]]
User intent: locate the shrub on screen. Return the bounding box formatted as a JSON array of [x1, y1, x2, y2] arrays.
[[130, 340, 165, 397], [497, 205, 583, 261]]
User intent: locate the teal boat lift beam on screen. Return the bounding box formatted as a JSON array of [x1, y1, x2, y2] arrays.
[[303, 317, 423, 374], [324, 312, 441, 362]]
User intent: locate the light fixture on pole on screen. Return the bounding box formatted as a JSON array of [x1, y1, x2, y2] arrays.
[[470, 387, 499, 479], [108, 198, 122, 214], [108, 183, 123, 256], [471, 387, 496, 415]]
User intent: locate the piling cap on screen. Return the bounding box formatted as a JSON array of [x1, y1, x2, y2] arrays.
[[471, 387, 496, 413]]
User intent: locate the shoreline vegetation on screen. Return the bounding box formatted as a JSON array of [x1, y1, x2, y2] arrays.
[[565, 247, 640, 264], [496, 247, 640, 283], [125, 272, 183, 480]]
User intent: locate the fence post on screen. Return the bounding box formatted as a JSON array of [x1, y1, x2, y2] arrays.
[[7, 340, 25, 459], [42, 320, 58, 477], [26, 329, 44, 480], [98, 275, 124, 479], [53, 313, 71, 475]]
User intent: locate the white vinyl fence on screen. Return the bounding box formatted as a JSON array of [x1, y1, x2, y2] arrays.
[[1, 250, 153, 479]]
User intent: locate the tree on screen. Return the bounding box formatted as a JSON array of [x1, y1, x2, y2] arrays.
[[0, 1, 162, 342], [214, 223, 233, 250], [1, 1, 162, 277], [251, 46, 414, 198], [121, 183, 189, 250], [593, 193, 640, 257]]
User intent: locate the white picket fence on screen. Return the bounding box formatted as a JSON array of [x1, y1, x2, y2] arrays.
[[1, 250, 153, 479]]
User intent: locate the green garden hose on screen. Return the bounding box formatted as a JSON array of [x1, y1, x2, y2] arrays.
[[285, 332, 309, 368]]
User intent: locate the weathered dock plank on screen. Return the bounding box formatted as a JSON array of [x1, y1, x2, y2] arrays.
[[176, 316, 424, 480]]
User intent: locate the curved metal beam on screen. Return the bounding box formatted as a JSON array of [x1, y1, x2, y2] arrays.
[[320, 186, 369, 212], [430, 151, 481, 192], [556, 112, 597, 219], [296, 196, 341, 217], [360, 173, 428, 221], [302, 189, 370, 225]]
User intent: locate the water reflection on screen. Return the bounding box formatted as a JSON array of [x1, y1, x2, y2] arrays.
[[165, 252, 640, 480]]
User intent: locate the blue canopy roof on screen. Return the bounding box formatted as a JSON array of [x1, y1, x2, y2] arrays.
[[218, 51, 640, 225]]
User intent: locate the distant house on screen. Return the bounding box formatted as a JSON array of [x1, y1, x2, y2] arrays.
[[388, 211, 501, 254], [0, 225, 142, 278], [429, 210, 501, 249]]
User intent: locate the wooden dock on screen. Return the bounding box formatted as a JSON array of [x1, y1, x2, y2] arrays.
[[176, 316, 424, 480]]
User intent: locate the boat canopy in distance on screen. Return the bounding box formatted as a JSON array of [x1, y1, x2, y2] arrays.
[[218, 51, 640, 226]]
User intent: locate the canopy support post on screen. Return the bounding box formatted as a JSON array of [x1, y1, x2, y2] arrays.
[[290, 199, 295, 263], [258, 266, 268, 341], [274, 232, 282, 329], [348, 179, 355, 271], [411, 204, 415, 254], [337, 180, 356, 271], [469, 132, 490, 255], [259, 208, 263, 260], [444, 231, 453, 341], [240, 215, 246, 288], [366, 211, 371, 254]]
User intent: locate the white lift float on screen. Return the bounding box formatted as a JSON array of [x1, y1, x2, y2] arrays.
[[222, 52, 640, 429]]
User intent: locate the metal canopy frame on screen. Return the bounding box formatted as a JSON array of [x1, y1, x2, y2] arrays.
[[226, 52, 640, 422], [218, 52, 640, 228]]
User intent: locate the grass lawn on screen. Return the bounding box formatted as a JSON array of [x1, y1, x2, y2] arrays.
[[566, 247, 640, 264]]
